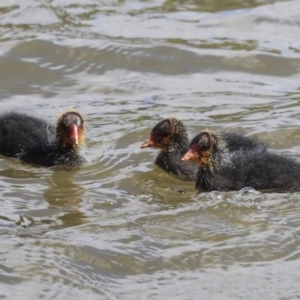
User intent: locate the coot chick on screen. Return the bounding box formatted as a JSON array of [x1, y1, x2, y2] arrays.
[[182, 130, 300, 192], [0, 110, 87, 167], [141, 118, 197, 180], [140, 118, 265, 181]]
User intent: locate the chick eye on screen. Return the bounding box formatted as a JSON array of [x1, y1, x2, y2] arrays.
[[160, 131, 170, 137], [199, 143, 209, 151]]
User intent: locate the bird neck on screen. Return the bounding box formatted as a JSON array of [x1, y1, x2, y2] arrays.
[[195, 168, 214, 192], [166, 132, 189, 153], [207, 132, 230, 172]]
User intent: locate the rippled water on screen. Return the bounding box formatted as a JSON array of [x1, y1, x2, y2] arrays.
[[1, 0, 300, 299]]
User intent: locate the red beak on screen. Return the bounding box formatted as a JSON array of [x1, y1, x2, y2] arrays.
[[182, 149, 195, 162], [69, 124, 78, 145], [140, 138, 153, 149]]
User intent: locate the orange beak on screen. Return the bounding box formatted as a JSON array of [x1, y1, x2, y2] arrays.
[[182, 149, 195, 162], [69, 124, 79, 145], [140, 138, 153, 149]]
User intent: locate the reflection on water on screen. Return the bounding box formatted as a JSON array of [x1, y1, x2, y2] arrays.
[[44, 170, 86, 228], [1, 0, 300, 298]]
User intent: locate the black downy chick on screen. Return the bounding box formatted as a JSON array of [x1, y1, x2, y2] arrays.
[[0, 110, 87, 167], [182, 130, 300, 192]]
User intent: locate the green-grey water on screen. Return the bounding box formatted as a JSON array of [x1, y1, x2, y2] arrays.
[[1, 0, 300, 299]]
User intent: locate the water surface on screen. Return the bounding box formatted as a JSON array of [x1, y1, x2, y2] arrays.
[[1, 0, 300, 299]]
